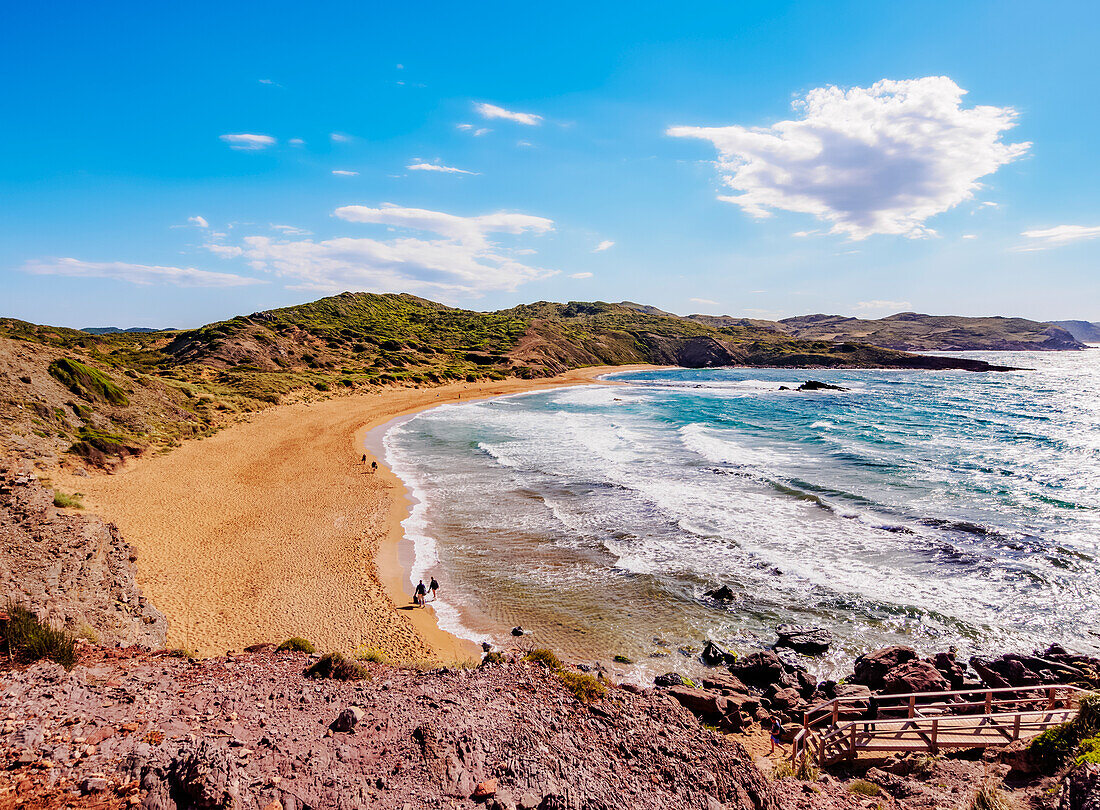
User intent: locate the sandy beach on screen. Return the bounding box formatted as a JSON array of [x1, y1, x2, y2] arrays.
[[54, 366, 655, 660]]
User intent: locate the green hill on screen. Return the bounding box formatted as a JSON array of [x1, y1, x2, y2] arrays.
[[0, 292, 1016, 468]]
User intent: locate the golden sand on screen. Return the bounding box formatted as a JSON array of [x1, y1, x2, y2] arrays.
[[54, 367, 653, 660]]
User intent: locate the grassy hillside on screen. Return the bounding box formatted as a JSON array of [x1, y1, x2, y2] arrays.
[[0, 292, 1015, 468], [686, 311, 1084, 351]]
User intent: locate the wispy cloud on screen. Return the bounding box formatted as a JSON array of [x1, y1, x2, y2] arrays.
[[187, 216, 209, 228], [220, 133, 276, 150], [288, 138, 305, 147], [332, 169, 359, 176], [855, 300, 912, 313], [570, 272, 593, 279], [330, 132, 352, 143], [407, 161, 478, 175], [24, 258, 262, 287], [690, 297, 721, 306], [592, 240, 615, 252], [456, 124, 491, 136], [669, 77, 1028, 239], [474, 102, 543, 126], [226, 203, 556, 297], [270, 224, 312, 236], [1017, 224, 1100, 251]]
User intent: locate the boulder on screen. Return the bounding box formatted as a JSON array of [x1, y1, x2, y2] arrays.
[[797, 380, 848, 391], [775, 625, 831, 654], [932, 651, 966, 688], [701, 640, 737, 667], [852, 646, 918, 690], [701, 672, 749, 694], [704, 585, 735, 601], [472, 779, 498, 802], [510, 627, 525, 637], [730, 650, 786, 688], [881, 661, 951, 695], [654, 672, 686, 688], [667, 687, 727, 721], [331, 706, 364, 733], [999, 738, 1040, 775], [770, 687, 806, 713]]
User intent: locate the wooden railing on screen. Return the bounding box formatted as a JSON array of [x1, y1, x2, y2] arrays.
[[791, 684, 1090, 766]]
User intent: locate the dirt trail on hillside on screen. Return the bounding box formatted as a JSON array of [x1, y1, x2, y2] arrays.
[[53, 367, 649, 659]]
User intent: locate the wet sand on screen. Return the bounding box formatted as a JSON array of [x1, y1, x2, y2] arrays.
[[54, 367, 654, 659]]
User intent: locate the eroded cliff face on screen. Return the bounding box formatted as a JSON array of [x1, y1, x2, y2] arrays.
[[0, 455, 167, 648]]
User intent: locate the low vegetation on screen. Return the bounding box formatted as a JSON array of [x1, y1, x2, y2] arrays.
[[968, 779, 1017, 810], [304, 652, 368, 681], [47, 357, 129, 405], [480, 651, 505, 666], [275, 637, 316, 654], [559, 671, 605, 703], [847, 779, 882, 797], [52, 489, 83, 509], [354, 647, 389, 664], [523, 648, 563, 671], [1027, 693, 1100, 772], [2, 602, 77, 670]]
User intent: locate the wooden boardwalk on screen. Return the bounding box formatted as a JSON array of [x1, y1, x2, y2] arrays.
[[792, 685, 1088, 766]]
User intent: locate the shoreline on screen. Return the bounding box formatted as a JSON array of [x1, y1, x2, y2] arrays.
[[53, 365, 659, 660]]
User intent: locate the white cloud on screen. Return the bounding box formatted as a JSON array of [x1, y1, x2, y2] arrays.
[[474, 102, 543, 126], [270, 224, 312, 236], [855, 300, 912, 313], [570, 272, 593, 279], [791, 230, 818, 238], [981, 201, 999, 207], [592, 240, 614, 252], [288, 138, 305, 146], [1018, 224, 1100, 250], [668, 77, 1029, 240], [690, 297, 721, 306], [204, 243, 244, 258], [962, 233, 978, 239], [24, 258, 262, 287], [330, 132, 352, 143], [332, 169, 359, 176], [231, 204, 556, 297], [220, 133, 276, 150], [187, 216, 209, 228], [407, 161, 478, 175], [456, 124, 491, 136]]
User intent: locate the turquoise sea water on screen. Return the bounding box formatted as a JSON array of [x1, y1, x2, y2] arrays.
[[383, 351, 1100, 677]]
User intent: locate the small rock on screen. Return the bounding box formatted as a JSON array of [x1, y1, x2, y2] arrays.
[[704, 585, 735, 601], [81, 777, 109, 794], [472, 778, 498, 801], [511, 627, 525, 637], [331, 706, 365, 733]]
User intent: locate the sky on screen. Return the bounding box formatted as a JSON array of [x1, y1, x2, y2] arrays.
[[2, 1, 1099, 329]]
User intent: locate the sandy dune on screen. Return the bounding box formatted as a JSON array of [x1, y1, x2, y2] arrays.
[[54, 367, 648, 659]]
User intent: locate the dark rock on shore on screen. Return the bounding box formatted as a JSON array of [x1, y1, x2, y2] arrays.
[[702, 639, 737, 666], [775, 625, 831, 654], [704, 585, 736, 601], [852, 646, 918, 690]]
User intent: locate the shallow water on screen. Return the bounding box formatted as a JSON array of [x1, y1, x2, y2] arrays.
[[383, 351, 1100, 678]]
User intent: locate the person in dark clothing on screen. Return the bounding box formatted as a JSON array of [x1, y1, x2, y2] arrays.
[[769, 717, 787, 755], [863, 694, 880, 733], [429, 577, 439, 601], [414, 580, 427, 607]]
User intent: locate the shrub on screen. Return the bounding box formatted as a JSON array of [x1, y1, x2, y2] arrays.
[[168, 648, 197, 660], [1027, 693, 1100, 773], [1077, 735, 1100, 766], [3, 602, 76, 670], [523, 648, 562, 671], [276, 637, 315, 654], [53, 490, 84, 509], [304, 652, 368, 681], [613, 655, 634, 664], [480, 651, 505, 666], [847, 780, 881, 797], [559, 671, 605, 703], [314, 381, 330, 391], [968, 779, 1016, 810]]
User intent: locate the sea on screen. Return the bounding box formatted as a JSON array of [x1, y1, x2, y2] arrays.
[[381, 350, 1100, 679]]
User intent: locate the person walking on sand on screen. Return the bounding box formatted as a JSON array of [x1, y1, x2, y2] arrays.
[[429, 577, 439, 601], [414, 580, 427, 607], [768, 716, 787, 756]]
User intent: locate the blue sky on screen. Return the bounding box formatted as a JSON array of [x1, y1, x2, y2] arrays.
[[2, 1, 1098, 328]]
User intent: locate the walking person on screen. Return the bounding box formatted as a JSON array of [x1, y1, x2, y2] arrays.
[[769, 716, 787, 756], [429, 577, 439, 601], [414, 580, 427, 607]]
